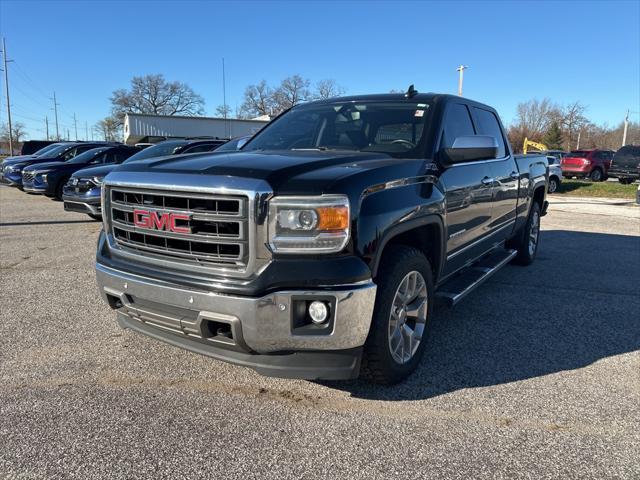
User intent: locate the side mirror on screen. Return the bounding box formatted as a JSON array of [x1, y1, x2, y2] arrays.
[[440, 135, 499, 165]]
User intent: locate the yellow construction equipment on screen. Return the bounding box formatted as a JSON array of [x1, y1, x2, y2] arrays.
[[523, 138, 548, 155]]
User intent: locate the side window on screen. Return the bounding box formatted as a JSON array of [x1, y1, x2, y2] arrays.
[[442, 103, 475, 149], [62, 147, 79, 161], [88, 153, 106, 165], [472, 107, 507, 158], [183, 143, 215, 153], [110, 152, 126, 163]]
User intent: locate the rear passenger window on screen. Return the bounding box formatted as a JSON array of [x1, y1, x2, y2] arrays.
[[442, 104, 475, 149], [472, 107, 507, 158]]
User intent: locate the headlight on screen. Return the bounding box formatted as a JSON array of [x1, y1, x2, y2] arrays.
[[92, 176, 104, 185], [268, 195, 350, 253]]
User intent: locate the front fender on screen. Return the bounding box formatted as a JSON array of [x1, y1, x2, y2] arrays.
[[355, 177, 445, 279]]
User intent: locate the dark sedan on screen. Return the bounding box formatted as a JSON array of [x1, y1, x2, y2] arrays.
[[22, 145, 140, 199], [62, 139, 226, 219], [0, 142, 111, 188]]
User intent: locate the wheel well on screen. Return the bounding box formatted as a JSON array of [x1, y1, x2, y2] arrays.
[[533, 185, 545, 207], [375, 223, 442, 283]]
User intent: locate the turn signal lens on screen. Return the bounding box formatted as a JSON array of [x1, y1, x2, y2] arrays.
[[317, 206, 349, 231]]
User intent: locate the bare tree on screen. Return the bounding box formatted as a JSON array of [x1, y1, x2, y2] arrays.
[[0, 121, 28, 143], [110, 74, 205, 124], [560, 101, 588, 150], [514, 98, 561, 140], [215, 104, 232, 118], [96, 117, 121, 142], [240, 80, 275, 118], [272, 75, 311, 113], [314, 79, 345, 100]]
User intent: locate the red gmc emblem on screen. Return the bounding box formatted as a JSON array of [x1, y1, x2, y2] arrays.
[[133, 209, 191, 234]]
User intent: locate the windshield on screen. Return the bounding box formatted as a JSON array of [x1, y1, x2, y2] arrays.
[[67, 147, 109, 164], [244, 101, 431, 158], [33, 143, 65, 157], [124, 140, 188, 163]]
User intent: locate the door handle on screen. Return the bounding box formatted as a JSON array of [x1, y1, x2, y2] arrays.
[[510, 171, 520, 179], [481, 177, 494, 186]]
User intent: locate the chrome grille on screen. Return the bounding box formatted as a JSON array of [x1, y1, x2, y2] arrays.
[[107, 186, 249, 270], [22, 171, 35, 183]]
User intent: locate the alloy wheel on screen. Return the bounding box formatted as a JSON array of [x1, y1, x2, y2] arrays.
[[388, 271, 428, 364]]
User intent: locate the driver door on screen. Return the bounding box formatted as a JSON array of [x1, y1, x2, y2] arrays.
[[439, 103, 495, 275]]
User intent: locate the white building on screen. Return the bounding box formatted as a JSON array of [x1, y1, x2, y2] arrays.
[[123, 113, 270, 145]]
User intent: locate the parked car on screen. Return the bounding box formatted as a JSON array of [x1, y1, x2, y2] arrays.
[[95, 91, 548, 384], [608, 145, 640, 184], [20, 140, 58, 156], [0, 142, 111, 188], [213, 135, 251, 152], [546, 155, 563, 193], [62, 139, 224, 219], [561, 149, 614, 181], [22, 145, 140, 200]]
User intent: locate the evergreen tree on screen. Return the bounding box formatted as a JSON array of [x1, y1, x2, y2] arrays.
[[543, 122, 563, 149]]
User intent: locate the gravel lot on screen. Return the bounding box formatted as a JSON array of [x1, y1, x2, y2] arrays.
[[1, 186, 639, 479]]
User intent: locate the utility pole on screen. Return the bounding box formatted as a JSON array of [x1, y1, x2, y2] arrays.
[[576, 130, 581, 150], [456, 65, 468, 96], [72, 113, 78, 140], [52, 92, 60, 140], [45, 116, 49, 139], [622, 109, 629, 147], [222, 57, 228, 138], [85, 121, 88, 141], [2, 38, 15, 156]]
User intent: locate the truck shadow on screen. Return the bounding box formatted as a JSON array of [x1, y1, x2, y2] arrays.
[[323, 230, 640, 401]]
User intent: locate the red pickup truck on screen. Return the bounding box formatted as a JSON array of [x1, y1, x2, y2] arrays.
[[561, 149, 614, 181]]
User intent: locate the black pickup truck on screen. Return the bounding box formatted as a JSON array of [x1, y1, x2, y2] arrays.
[[96, 90, 548, 384]]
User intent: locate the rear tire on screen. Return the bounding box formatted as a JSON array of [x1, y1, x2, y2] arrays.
[[590, 168, 603, 182], [362, 246, 434, 385], [509, 201, 541, 266], [618, 178, 633, 185], [548, 176, 559, 193]]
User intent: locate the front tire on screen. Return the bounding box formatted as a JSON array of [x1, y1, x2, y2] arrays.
[[548, 176, 559, 193], [619, 178, 633, 185], [362, 246, 434, 385]]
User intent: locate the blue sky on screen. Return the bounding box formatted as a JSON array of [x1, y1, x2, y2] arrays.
[[1, 0, 639, 140]]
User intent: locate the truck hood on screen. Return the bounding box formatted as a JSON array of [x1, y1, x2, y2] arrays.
[[112, 150, 422, 194]]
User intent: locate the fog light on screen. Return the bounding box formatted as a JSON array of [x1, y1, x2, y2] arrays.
[[308, 301, 328, 324]]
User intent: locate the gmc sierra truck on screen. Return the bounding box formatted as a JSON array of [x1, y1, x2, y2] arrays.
[[96, 90, 548, 384]]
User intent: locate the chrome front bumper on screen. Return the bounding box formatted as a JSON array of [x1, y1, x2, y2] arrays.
[[23, 186, 47, 193], [63, 199, 101, 216], [96, 263, 377, 379]]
